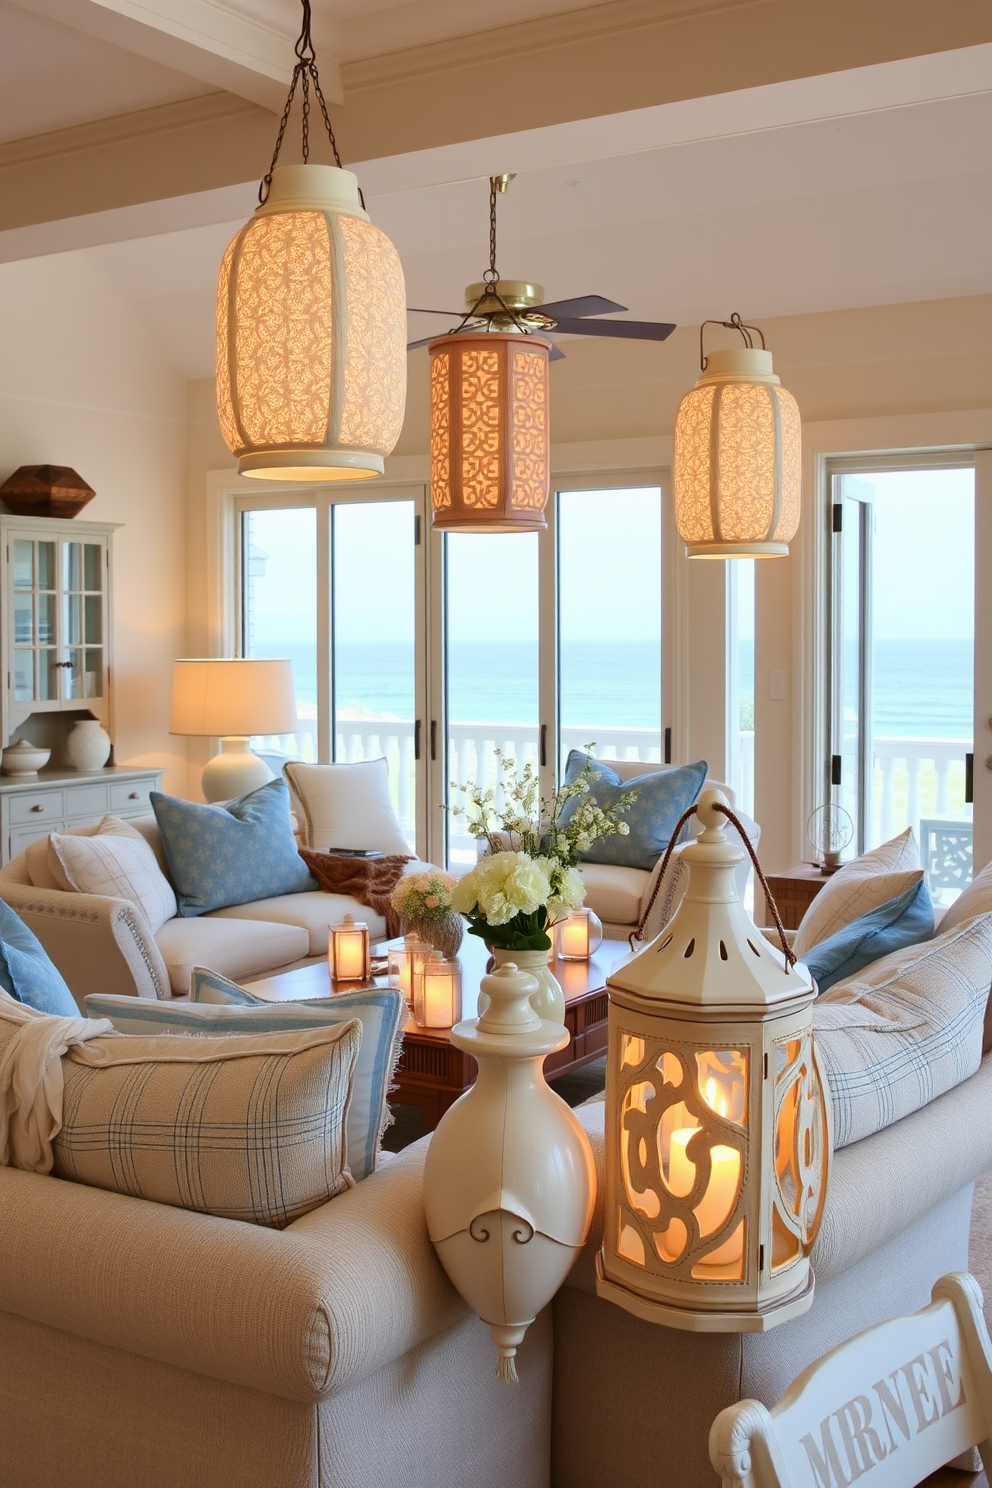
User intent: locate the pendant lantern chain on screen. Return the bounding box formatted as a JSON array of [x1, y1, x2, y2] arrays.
[[699, 312, 766, 371], [259, 0, 348, 205], [485, 176, 500, 286]]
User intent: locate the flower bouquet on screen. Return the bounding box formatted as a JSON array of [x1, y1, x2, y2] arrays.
[[390, 868, 463, 959]]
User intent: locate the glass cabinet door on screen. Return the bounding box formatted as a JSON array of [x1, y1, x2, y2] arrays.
[[61, 539, 106, 702], [11, 538, 58, 706]]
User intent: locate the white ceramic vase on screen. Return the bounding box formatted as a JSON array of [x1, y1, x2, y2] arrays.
[[66, 719, 111, 771], [423, 961, 596, 1383], [482, 946, 565, 1024]]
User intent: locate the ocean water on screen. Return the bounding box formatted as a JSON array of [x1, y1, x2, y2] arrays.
[[250, 637, 974, 740]]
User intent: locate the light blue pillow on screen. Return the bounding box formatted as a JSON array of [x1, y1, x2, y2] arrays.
[[85, 968, 407, 1182], [151, 777, 316, 918], [800, 875, 934, 994], [0, 897, 78, 1016], [557, 753, 708, 873]]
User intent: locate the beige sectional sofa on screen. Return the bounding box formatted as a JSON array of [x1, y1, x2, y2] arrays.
[[3, 1051, 990, 1487], [0, 817, 399, 1005]]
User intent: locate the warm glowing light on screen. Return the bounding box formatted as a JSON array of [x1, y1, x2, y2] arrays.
[[557, 907, 603, 960], [217, 165, 406, 482], [674, 347, 800, 558], [429, 331, 550, 532], [414, 952, 462, 1028], [387, 934, 429, 1004], [329, 913, 370, 981]]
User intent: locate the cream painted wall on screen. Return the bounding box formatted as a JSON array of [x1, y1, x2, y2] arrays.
[[186, 291, 992, 852], [0, 252, 189, 796]]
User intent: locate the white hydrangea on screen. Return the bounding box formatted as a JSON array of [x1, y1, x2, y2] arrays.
[[451, 851, 552, 926]]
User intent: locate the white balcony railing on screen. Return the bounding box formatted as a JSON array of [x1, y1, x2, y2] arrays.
[[253, 721, 971, 878]]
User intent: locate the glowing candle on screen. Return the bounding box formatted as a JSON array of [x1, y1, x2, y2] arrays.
[[556, 907, 603, 961], [414, 953, 462, 1029], [669, 1125, 741, 1263], [329, 913, 370, 982], [388, 934, 427, 1004]]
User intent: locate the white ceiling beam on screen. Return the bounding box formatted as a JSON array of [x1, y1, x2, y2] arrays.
[[6, 0, 343, 111]]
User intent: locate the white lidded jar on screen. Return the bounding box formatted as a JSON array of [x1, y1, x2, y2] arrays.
[[423, 960, 596, 1383]]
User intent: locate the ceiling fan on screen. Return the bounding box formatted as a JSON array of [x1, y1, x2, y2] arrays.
[[406, 175, 677, 361]]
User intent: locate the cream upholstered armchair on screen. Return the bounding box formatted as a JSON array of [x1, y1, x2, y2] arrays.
[[576, 765, 759, 946]]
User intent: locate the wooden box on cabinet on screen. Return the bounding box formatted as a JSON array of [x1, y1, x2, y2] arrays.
[[763, 864, 829, 931]]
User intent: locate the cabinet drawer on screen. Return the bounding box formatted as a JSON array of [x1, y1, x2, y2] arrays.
[[110, 779, 155, 813], [9, 790, 64, 825], [9, 823, 58, 859], [64, 783, 112, 821]]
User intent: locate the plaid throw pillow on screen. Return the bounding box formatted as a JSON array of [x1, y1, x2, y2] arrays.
[[50, 1020, 361, 1228]]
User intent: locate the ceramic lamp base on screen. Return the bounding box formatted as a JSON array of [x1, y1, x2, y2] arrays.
[[201, 738, 274, 803]]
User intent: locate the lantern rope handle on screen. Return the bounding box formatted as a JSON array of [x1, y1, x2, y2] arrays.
[[628, 801, 797, 971]]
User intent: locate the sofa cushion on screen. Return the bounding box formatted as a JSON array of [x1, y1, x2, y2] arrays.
[[48, 816, 178, 934], [49, 1018, 360, 1228], [151, 778, 315, 917], [799, 874, 934, 994], [0, 898, 78, 1016], [578, 862, 650, 927], [285, 758, 410, 855], [154, 916, 309, 995], [86, 973, 406, 1183], [938, 859, 992, 936], [207, 891, 388, 955], [812, 913, 992, 1148], [558, 753, 707, 873], [793, 828, 922, 957]]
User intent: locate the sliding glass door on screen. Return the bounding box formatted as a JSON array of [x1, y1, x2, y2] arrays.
[[240, 506, 318, 761], [826, 459, 975, 903]]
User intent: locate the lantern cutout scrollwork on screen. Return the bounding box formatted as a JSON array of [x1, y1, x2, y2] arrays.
[[598, 789, 831, 1333]]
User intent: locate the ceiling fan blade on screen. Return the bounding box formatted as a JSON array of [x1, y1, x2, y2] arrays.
[[406, 335, 443, 351], [407, 307, 464, 316], [547, 339, 566, 362], [531, 294, 627, 319], [550, 317, 677, 342]]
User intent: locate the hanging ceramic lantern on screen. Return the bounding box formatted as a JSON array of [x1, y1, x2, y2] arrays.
[[216, 1, 406, 482], [674, 316, 801, 558], [423, 961, 596, 1380], [596, 789, 831, 1333], [429, 330, 550, 532]]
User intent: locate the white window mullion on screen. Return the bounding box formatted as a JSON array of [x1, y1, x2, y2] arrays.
[[316, 495, 333, 764]]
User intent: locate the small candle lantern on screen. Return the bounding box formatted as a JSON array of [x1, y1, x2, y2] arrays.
[[328, 913, 371, 983], [556, 907, 603, 961], [597, 789, 831, 1333], [387, 933, 429, 1005], [414, 952, 462, 1028]]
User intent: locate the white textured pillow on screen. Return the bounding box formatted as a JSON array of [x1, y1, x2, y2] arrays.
[[939, 860, 992, 936], [793, 829, 921, 956], [285, 758, 409, 855], [49, 816, 178, 933], [812, 913, 992, 1148]]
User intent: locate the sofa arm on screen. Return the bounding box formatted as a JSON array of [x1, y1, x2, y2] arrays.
[[0, 881, 169, 1003], [0, 1137, 467, 1404]]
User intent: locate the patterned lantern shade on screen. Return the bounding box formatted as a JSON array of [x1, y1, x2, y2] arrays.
[[429, 331, 550, 532], [597, 790, 831, 1333], [217, 164, 406, 481], [674, 348, 801, 558]]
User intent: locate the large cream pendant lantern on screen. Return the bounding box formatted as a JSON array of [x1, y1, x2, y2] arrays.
[[674, 317, 801, 557], [216, 2, 406, 481], [597, 790, 831, 1333], [423, 961, 596, 1381]]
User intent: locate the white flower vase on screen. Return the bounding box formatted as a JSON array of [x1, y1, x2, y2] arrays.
[[423, 961, 596, 1383], [481, 947, 565, 1024], [66, 719, 111, 771]]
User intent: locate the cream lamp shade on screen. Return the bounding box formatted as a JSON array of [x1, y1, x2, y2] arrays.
[[170, 658, 297, 803], [216, 164, 407, 482], [674, 344, 801, 558], [429, 330, 551, 532]]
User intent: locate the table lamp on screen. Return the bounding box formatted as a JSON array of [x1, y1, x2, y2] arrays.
[[170, 658, 297, 802]]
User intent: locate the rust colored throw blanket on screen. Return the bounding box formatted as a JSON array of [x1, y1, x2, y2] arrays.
[[299, 849, 413, 939]]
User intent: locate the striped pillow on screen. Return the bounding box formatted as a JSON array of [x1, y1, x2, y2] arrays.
[[812, 913, 992, 1149], [86, 969, 406, 1182], [794, 829, 920, 957], [50, 1020, 361, 1228]]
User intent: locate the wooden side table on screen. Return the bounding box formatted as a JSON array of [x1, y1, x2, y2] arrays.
[[764, 863, 830, 931]]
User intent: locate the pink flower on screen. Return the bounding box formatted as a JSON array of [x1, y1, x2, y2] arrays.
[[425, 894, 439, 908]]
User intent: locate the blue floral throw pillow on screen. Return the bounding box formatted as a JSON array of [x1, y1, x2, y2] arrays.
[[0, 897, 78, 1016], [558, 753, 708, 873], [151, 777, 316, 917], [800, 874, 934, 995]]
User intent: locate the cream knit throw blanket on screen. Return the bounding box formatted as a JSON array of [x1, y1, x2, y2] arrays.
[[0, 991, 114, 1174]]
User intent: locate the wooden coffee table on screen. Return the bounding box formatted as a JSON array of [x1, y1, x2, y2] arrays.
[[247, 935, 634, 1130]]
